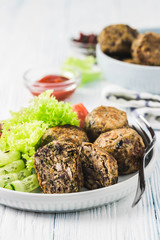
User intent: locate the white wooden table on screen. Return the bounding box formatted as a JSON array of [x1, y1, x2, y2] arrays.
[[0, 1, 160, 239]]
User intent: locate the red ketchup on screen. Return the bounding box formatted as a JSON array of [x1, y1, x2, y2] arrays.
[[38, 75, 68, 84], [31, 75, 75, 101]]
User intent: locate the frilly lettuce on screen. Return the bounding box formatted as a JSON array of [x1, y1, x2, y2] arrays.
[[0, 91, 79, 170], [3, 90, 79, 129]]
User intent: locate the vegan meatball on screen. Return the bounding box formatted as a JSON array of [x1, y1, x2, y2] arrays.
[[131, 32, 160, 66], [80, 142, 118, 190], [40, 124, 89, 147], [34, 140, 83, 193], [94, 128, 145, 175], [98, 24, 138, 56], [123, 58, 138, 64], [84, 106, 128, 142]]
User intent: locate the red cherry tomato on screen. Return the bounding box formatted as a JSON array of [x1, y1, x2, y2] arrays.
[[72, 103, 88, 128]]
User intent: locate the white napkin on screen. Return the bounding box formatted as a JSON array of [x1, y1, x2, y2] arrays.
[[102, 84, 160, 130]]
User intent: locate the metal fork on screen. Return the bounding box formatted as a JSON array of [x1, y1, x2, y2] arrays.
[[131, 115, 156, 207]]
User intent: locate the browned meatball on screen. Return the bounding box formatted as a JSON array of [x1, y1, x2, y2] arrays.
[[80, 142, 118, 190], [98, 24, 138, 56], [94, 128, 145, 175], [123, 58, 138, 64], [40, 125, 89, 147], [131, 32, 160, 66], [34, 140, 83, 193], [84, 106, 128, 142]]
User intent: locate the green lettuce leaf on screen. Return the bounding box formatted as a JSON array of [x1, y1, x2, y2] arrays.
[[0, 91, 79, 170]]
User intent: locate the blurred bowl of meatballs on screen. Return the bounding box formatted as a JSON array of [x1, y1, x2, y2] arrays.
[[96, 24, 160, 94]]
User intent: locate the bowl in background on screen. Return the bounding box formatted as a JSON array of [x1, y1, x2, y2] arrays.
[[71, 40, 96, 57], [96, 28, 160, 94], [23, 66, 81, 101], [70, 33, 97, 57]]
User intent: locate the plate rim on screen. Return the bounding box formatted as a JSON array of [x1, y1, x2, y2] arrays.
[[0, 144, 157, 201], [0, 114, 157, 211]]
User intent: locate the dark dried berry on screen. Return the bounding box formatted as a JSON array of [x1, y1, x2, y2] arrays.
[[73, 33, 97, 44], [116, 140, 123, 149], [49, 180, 53, 185], [54, 143, 62, 153]]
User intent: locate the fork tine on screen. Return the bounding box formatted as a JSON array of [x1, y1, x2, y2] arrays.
[[132, 115, 156, 207], [145, 138, 156, 155], [138, 115, 156, 152], [131, 118, 147, 206], [135, 117, 151, 142], [139, 115, 156, 139], [131, 118, 150, 148]]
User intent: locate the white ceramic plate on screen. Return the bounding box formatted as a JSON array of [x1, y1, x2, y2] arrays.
[[0, 120, 157, 212]]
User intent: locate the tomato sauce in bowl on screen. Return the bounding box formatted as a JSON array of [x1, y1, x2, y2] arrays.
[[23, 67, 81, 101], [38, 75, 69, 84], [31, 75, 75, 100]]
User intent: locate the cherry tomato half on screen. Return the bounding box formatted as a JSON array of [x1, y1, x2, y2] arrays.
[[72, 103, 88, 128]]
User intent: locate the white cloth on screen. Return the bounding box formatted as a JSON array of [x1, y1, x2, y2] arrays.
[[102, 84, 160, 130]]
